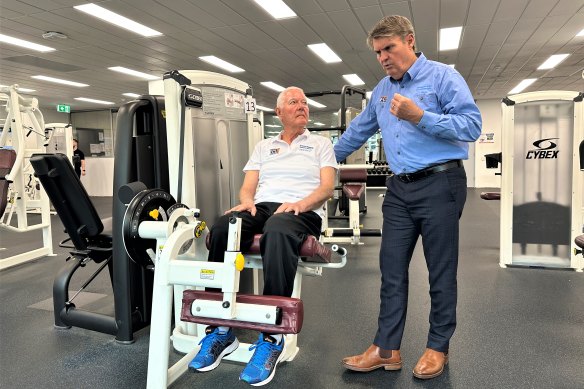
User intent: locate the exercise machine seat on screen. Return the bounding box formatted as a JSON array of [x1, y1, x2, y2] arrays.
[[0, 148, 17, 218], [205, 233, 332, 263], [30, 153, 112, 262], [575, 234, 584, 249], [340, 168, 367, 201], [480, 192, 501, 200]]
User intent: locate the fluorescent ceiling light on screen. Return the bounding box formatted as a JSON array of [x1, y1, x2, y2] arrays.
[[342, 74, 365, 86], [366, 91, 372, 100], [448, 64, 456, 68], [265, 124, 281, 128], [314, 122, 325, 126], [308, 43, 342, 63], [537, 54, 569, 70], [32, 75, 89, 87], [306, 98, 326, 108], [253, 0, 296, 19], [75, 97, 114, 105], [109, 66, 159, 80], [260, 81, 285, 92], [74, 3, 162, 37], [0, 84, 36, 92], [256, 105, 274, 112], [199, 56, 244, 73], [509, 78, 537, 94], [122, 92, 141, 98], [577, 28, 584, 37], [0, 33, 55, 52], [439, 26, 463, 51]]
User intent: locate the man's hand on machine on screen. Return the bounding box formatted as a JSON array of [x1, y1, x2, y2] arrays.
[[226, 201, 257, 216], [275, 201, 306, 215]]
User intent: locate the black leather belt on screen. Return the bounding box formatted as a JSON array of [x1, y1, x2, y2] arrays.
[[395, 160, 462, 183]]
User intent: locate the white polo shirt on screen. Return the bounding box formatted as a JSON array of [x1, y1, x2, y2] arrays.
[[243, 129, 337, 220]]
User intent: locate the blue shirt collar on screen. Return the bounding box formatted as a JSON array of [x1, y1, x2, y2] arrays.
[[390, 52, 426, 84]]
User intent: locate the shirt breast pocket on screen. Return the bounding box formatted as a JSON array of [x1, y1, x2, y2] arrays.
[[414, 92, 440, 113]]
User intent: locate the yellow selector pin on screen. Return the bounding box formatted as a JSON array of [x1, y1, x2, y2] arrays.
[[235, 253, 245, 271], [149, 209, 159, 220]]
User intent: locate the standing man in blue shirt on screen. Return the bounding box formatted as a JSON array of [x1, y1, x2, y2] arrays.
[[336, 15, 482, 380]]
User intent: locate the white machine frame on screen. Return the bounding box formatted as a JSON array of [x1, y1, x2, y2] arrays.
[[500, 90, 583, 270], [142, 210, 346, 388], [0, 85, 54, 270]]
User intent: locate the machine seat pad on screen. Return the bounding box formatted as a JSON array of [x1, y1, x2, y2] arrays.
[[480, 192, 501, 200], [205, 233, 332, 263], [339, 168, 367, 183], [342, 184, 365, 201], [181, 290, 304, 334], [575, 235, 584, 249]]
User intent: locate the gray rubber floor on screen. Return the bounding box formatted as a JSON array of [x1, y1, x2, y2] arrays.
[[1, 189, 583, 389]]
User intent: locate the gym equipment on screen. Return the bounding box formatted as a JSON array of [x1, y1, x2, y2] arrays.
[[0, 84, 54, 270], [122, 201, 347, 388], [29, 94, 169, 342], [322, 167, 382, 244], [499, 91, 584, 270]]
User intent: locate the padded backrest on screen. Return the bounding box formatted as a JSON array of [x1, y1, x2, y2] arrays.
[[30, 153, 103, 250], [339, 168, 368, 183]]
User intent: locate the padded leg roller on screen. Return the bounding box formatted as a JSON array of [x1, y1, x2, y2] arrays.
[[181, 290, 304, 334]]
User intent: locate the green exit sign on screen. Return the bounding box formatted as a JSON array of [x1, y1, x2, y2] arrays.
[[57, 104, 70, 113]]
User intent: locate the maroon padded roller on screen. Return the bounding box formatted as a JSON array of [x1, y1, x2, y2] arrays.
[[181, 290, 304, 334], [575, 235, 584, 250], [0, 149, 17, 217]]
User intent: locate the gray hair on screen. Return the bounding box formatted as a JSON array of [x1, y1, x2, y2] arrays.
[[276, 86, 305, 109], [367, 15, 416, 51]]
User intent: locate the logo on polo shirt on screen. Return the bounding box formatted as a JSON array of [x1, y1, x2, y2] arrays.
[[269, 148, 280, 155], [298, 145, 314, 152]]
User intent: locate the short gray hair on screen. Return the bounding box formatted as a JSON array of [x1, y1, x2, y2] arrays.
[[367, 15, 416, 51], [276, 86, 305, 109]]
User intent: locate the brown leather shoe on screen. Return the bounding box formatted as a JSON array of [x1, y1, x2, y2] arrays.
[[412, 348, 448, 379], [342, 344, 402, 372]]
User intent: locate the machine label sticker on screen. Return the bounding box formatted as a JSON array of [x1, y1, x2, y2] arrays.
[[200, 269, 215, 280], [525, 138, 559, 159]]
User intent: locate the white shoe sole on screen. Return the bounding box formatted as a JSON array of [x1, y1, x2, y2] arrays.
[[191, 338, 240, 372]]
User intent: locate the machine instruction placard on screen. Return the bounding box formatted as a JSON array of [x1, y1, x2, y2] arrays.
[[201, 86, 246, 120]]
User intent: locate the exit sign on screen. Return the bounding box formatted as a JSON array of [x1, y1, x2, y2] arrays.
[[57, 104, 70, 113]]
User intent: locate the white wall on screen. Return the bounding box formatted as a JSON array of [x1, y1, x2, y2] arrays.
[[474, 99, 503, 188]]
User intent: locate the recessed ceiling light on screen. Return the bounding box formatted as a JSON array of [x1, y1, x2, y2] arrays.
[[74, 3, 162, 37], [308, 43, 342, 63], [109, 66, 159, 80], [31, 75, 89, 87], [253, 0, 297, 19], [366, 91, 372, 100], [122, 92, 141, 98], [256, 105, 274, 112], [306, 98, 326, 108], [577, 28, 584, 37], [439, 26, 462, 51], [509, 78, 537, 95], [0, 33, 55, 52], [260, 81, 286, 92], [342, 74, 365, 86], [537, 54, 569, 70], [75, 97, 115, 105], [448, 64, 456, 68], [199, 56, 244, 73]]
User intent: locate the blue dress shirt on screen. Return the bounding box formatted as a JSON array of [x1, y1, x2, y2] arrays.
[[334, 53, 482, 174]]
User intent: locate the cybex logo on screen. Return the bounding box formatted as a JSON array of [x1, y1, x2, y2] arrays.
[[525, 138, 559, 159]]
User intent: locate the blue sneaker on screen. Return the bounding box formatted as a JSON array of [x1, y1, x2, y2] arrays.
[[239, 333, 285, 386], [188, 327, 239, 372]]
